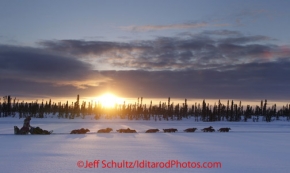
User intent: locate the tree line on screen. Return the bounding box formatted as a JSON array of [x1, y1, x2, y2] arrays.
[[1, 95, 290, 122]]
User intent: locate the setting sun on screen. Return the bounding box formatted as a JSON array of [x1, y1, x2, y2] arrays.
[[95, 93, 123, 108]]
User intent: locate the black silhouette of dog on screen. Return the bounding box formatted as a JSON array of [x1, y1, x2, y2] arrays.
[[207, 128, 215, 132], [218, 128, 231, 132], [163, 128, 178, 133], [145, 129, 159, 133], [116, 128, 128, 133], [97, 128, 113, 133], [184, 128, 198, 132], [201, 126, 215, 132], [126, 129, 137, 133], [30, 127, 52, 135], [14, 126, 23, 135], [70, 128, 90, 134], [117, 128, 137, 133]]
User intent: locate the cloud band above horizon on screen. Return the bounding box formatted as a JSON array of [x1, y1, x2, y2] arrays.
[[0, 30, 290, 100]]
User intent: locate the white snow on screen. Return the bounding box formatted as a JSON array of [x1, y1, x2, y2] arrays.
[[0, 116, 290, 173]]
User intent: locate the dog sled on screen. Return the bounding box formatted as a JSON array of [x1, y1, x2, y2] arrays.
[[14, 126, 53, 135]]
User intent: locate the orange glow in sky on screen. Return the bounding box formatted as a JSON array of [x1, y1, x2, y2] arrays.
[[94, 93, 124, 108]]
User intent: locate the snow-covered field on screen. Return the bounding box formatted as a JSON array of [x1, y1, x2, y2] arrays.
[[0, 116, 290, 173]]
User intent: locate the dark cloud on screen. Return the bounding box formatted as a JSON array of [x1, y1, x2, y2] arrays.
[[1, 30, 290, 101], [0, 45, 89, 76], [0, 45, 111, 90], [120, 22, 209, 32], [1, 59, 290, 100], [200, 30, 242, 36], [39, 31, 290, 71], [97, 60, 290, 100], [39, 40, 149, 58], [220, 35, 274, 44], [0, 78, 78, 98]]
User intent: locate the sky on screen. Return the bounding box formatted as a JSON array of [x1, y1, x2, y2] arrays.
[[0, 0, 290, 102]]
